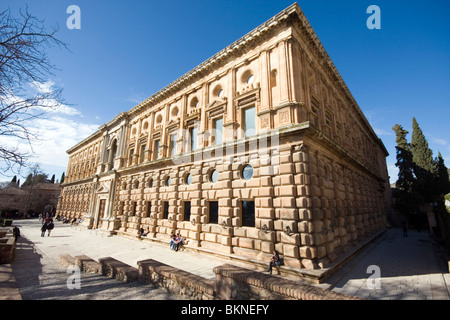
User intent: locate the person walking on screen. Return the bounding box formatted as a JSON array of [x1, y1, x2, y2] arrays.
[[402, 220, 408, 238], [13, 225, 20, 241], [47, 220, 54, 236], [41, 222, 48, 237]]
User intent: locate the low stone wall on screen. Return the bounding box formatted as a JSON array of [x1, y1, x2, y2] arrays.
[[138, 259, 215, 300], [58, 254, 362, 300], [98, 257, 138, 283], [0, 229, 15, 265], [75, 255, 102, 274], [214, 264, 362, 300], [59, 254, 76, 268]]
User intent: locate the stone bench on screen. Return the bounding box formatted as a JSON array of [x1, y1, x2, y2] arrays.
[[214, 264, 364, 300], [138, 259, 215, 300], [1, 219, 13, 227], [75, 255, 102, 274], [0, 236, 15, 264], [98, 257, 138, 283], [58, 254, 76, 268]]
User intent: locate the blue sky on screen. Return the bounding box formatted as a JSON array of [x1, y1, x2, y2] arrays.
[[1, 0, 449, 184]]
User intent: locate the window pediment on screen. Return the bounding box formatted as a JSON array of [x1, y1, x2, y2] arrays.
[[206, 100, 227, 119]]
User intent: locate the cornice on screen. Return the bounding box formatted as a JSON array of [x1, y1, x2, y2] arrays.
[[66, 2, 387, 158], [66, 130, 103, 154], [126, 3, 300, 117]]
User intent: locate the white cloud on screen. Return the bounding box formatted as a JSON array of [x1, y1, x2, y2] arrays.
[[431, 137, 448, 147], [1, 80, 100, 179], [27, 116, 99, 167], [31, 80, 55, 94], [374, 128, 394, 136]]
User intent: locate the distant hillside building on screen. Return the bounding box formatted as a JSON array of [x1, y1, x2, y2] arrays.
[[0, 183, 60, 215], [56, 3, 391, 270]]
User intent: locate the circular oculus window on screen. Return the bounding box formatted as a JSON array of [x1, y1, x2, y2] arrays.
[[242, 164, 253, 180], [210, 170, 219, 183], [185, 173, 192, 185]]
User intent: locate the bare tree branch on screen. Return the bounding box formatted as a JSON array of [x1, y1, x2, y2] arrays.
[[0, 7, 69, 176]]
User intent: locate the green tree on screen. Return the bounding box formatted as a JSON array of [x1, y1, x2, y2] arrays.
[[435, 153, 450, 196], [392, 124, 418, 218], [8, 175, 18, 188], [50, 174, 55, 183], [434, 154, 450, 253], [21, 164, 48, 187], [410, 117, 436, 203], [411, 117, 434, 172], [22, 173, 32, 187], [60, 172, 65, 184]]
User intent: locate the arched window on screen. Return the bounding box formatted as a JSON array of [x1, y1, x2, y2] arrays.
[[109, 139, 117, 169]]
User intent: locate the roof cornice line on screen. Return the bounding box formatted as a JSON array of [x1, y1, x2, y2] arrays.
[[127, 3, 300, 116]]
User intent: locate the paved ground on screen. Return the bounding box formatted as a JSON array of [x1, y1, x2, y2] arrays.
[[318, 227, 450, 300], [4, 219, 450, 300], [9, 220, 182, 300]]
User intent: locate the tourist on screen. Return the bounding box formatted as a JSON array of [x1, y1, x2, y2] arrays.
[[402, 220, 408, 238], [13, 225, 20, 241], [169, 233, 177, 250], [138, 227, 150, 239], [174, 233, 183, 251], [46, 220, 54, 236], [41, 222, 47, 237], [267, 250, 282, 275]]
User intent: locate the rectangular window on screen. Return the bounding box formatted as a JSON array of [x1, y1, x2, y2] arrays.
[[212, 117, 223, 145], [154, 140, 160, 160], [242, 201, 255, 227], [169, 133, 177, 157], [311, 99, 320, 127], [183, 201, 191, 222], [146, 201, 152, 218], [243, 106, 256, 137], [163, 201, 169, 219], [140, 144, 146, 163], [208, 201, 219, 224], [129, 149, 134, 166], [189, 126, 198, 151], [131, 201, 137, 217]]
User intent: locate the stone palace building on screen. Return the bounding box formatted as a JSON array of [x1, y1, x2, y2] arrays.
[[57, 3, 391, 271]]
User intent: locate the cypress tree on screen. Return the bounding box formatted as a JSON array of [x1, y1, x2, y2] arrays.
[[60, 172, 65, 184], [411, 117, 434, 172], [9, 175, 18, 188], [392, 124, 418, 218], [410, 117, 435, 203], [22, 173, 33, 187], [434, 153, 450, 253], [436, 152, 450, 197]]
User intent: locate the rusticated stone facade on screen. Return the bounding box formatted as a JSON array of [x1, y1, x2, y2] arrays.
[[57, 3, 391, 270]]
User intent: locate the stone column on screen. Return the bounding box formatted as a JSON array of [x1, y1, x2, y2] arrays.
[[294, 144, 319, 270], [278, 40, 290, 104], [187, 164, 202, 247], [259, 50, 271, 111], [275, 144, 301, 268]]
